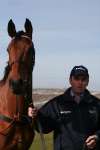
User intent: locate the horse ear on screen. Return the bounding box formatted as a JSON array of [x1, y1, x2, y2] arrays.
[[24, 18, 33, 39], [8, 19, 16, 38]]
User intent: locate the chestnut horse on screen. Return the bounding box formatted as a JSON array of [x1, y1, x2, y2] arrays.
[[0, 19, 35, 150]]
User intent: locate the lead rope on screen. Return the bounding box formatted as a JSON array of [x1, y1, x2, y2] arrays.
[[82, 142, 90, 150], [82, 143, 86, 150], [15, 95, 20, 121], [32, 71, 47, 150], [37, 119, 47, 150]]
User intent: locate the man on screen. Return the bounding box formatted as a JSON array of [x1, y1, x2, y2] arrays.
[[28, 65, 100, 150]]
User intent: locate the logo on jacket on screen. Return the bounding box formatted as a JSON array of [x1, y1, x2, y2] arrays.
[[88, 109, 97, 114], [60, 110, 72, 114]]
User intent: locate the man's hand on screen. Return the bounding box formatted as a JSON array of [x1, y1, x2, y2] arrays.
[[85, 135, 98, 149], [28, 107, 38, 119]]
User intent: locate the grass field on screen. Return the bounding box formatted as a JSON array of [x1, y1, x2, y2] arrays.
[[29, 132, 53, 150]]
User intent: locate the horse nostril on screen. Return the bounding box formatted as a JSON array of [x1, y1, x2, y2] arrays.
[[17, 79, 23, 85], [9, 79, 23, 88], [9, 79, 24, 95]]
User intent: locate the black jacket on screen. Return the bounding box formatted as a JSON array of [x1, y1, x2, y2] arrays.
[[35, 88, 100, 150]]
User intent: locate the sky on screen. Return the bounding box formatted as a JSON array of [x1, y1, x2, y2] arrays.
[[0, 0, 100, 91]]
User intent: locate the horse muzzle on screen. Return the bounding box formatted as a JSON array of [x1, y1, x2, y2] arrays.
[[9, 79, 27, 95]]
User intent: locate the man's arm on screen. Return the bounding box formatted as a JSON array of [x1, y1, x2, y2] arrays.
[[85, 98, 100, 149], [28, 100, 59, 134]]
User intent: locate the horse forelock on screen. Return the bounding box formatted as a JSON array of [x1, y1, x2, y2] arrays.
[[15, 31, 25, 38], [14, 31, 31, 40]]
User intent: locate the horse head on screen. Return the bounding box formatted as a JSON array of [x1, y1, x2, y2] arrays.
[[7, 19, 35, 95]]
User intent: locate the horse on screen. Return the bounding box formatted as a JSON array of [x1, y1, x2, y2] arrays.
[[0, 19, 35, 150]]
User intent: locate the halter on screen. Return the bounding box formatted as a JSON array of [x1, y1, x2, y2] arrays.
[[9, 59, 22, 68], [12, 35, 32, 41]]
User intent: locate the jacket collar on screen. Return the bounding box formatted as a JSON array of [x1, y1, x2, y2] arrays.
[[63, 87, 93, 104]]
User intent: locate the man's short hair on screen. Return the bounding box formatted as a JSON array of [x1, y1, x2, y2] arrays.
[[70, 65, 89, 78]]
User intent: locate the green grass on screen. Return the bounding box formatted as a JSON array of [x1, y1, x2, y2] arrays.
[[29, 132, 53, 150]]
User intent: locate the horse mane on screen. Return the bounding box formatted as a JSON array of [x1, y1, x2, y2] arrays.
[[15, 31, 26, 38], [0, 63, 10, 84]]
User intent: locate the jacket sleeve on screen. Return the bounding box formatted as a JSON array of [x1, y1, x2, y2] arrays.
[[91, 99, 100, 149], [95, 102, 100, 141], [34, 98, 60, 134]]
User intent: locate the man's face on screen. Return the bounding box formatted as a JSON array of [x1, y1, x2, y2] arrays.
[[69, 76, 89, 94]]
